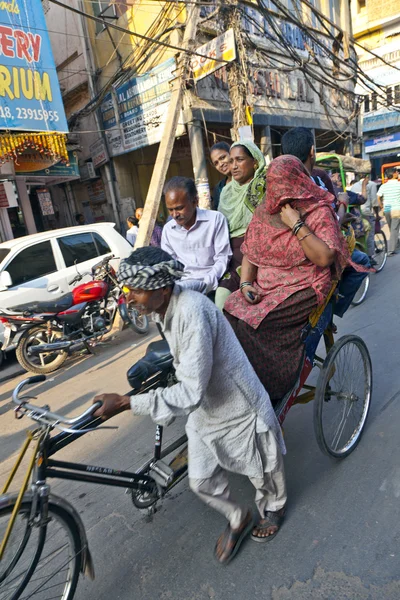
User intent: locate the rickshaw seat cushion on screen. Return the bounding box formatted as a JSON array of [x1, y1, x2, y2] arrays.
[[127, 340, 173, 390]]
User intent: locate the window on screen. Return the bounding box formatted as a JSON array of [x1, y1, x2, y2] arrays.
[[357, 0, 366, 12], [93, 1, 117, 34], [7, 241, 57, 287], [395, 85, 400, 104], [364, 95, 370, 113], [58, 232, 111, 268], [93, 233, 112, 256], [387, 87, 393, 106], [371, 92, 377, 111], [0, 248, 10, 264]]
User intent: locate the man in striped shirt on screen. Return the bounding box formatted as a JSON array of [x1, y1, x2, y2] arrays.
[[378, 168, 400, 255]]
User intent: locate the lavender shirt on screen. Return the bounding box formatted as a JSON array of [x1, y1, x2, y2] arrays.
[[161, 208, 232, 293]]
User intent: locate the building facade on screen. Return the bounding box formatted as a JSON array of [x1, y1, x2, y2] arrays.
[[83, 0, 358, 212], [351, 0, 400, 177]]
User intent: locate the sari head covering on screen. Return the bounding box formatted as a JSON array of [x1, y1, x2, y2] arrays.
[[242, 155, 355, 280], [218, 141, 266, 238]]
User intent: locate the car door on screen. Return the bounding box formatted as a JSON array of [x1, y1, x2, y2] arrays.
[[54, 231, 113, 293], [0, 240, 65, 310]]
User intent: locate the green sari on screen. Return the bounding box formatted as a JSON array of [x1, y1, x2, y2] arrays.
[[218, 141, 266, 238]]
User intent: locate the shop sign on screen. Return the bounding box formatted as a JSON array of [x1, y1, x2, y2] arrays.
[[90, 138, 108, 168], [190, 29, 236, 81], [0, 0, 68, 132], [0, 183, 9, 208], [86, 180, 106, 204], [15, 152, 79, 178], [365, 131, 400, 154], [101, 58, 185, 156], [363, 110, 400, 133], [37, 188, 54, 215]]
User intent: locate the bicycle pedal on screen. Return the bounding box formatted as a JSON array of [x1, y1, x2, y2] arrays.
[[149, 460, 174, 487]]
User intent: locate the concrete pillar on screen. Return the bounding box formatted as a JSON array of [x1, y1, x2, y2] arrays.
[[0, 162, 14, 240], [15, 178, 36, 234], [0, 208, 13, 241], [260, 125, 273, 164], [187, 119, 211, 209]]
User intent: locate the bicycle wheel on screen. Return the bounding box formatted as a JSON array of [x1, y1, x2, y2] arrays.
[[0, 498, 82, 600], [126, 306, 149, 335], [313, 335, 372, 458], [373, 231, 387, 272], [351, 274, 370, 306], [16, 326, 68, 375]]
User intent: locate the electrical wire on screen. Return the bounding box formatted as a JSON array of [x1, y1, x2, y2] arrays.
[[48, 0, 226, 63]]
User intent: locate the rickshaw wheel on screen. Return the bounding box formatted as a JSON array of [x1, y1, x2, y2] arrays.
[[314, 335, 372, 458], [351, 274, 370, 306]]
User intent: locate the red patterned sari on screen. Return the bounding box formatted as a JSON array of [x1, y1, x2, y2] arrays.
[[224, 156, 351, 402]]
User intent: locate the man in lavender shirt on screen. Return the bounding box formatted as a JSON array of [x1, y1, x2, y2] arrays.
[[161, 177, 232, 295]]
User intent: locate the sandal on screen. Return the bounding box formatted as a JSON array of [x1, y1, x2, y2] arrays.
[[214, 510, 254, 565], [251, 508, 285, 543]]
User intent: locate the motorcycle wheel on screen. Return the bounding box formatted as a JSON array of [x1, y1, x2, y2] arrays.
[[125, 305, 149, 335], [16, 326, 68, 374]]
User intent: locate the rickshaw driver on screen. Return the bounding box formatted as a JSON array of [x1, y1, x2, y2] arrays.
[[92, 247, 287, 564]]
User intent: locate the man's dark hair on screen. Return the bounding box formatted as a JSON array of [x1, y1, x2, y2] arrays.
[[210, 141, 230, 154], [75, 213, 84, 223], [387, 168, 396, 179], [281, 127, 314, 163], [126, 246, 173, 267], [127, 216, 138, 226], [163, 176, 198, 202]]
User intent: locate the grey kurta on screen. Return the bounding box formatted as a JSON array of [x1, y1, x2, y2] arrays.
[[132, 285, 285, 480]]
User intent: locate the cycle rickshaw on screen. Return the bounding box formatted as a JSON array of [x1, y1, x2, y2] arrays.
[[0, 283, 372, 600]]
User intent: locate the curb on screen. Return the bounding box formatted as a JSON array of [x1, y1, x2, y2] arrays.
[[0, 368, 26, 384]]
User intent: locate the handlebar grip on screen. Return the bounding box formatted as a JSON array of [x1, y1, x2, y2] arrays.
[[28, 375, 46, 385], [91, 400, 103, 412]]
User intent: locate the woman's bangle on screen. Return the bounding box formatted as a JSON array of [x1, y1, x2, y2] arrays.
[[298, 232, 313, 242], [292, 221, 305, 236], [240, 281, 252, 291]]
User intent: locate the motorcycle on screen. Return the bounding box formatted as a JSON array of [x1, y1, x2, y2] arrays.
[[0, 255, 149, 374]]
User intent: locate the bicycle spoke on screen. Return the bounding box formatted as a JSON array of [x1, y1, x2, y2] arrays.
[[316, 337, 371, 457]]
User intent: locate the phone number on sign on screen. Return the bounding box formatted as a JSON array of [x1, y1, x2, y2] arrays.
[[0, 106, 60, 122]]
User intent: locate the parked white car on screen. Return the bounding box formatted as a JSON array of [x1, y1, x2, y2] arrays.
[[0, 223, 132, 311]]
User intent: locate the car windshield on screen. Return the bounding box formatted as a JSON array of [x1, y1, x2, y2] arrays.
[[0, 248, 10, 264]]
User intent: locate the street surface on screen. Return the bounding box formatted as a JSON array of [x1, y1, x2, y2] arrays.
[[1, 261, 400, 599]]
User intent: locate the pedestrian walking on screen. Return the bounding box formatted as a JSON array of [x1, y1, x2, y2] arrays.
[[377, 168, 400, 256]]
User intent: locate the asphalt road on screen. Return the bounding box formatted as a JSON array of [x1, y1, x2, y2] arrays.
[[1, 260, 400, 600]]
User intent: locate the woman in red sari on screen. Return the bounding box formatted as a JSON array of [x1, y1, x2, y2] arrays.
[[224, 155, 353, 405]]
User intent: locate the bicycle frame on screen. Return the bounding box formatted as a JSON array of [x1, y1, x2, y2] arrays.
[[0, 378, 188, 560]]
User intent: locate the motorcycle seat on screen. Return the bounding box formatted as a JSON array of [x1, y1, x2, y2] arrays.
[[9, 293, 74, 315], [127, 340, 174, 390]]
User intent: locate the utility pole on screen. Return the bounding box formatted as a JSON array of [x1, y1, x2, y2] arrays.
[[187, 118, 211, 209], [135, 5, 201, 248], [222, 0, 250, 142]]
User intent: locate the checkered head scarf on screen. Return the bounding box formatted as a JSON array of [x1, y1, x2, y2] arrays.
[[118, 247, 184, 290]]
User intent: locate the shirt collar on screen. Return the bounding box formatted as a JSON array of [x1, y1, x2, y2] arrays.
[[170, 207, 211, 230]]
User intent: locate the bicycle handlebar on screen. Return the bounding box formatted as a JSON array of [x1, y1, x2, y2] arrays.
[[12, 376, 103, 426]]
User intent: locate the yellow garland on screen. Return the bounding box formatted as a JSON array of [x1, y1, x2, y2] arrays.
[[0, 132, 69, 164]]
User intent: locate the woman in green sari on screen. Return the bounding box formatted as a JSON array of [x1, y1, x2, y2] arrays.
[[216, 141, 267, 309]]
